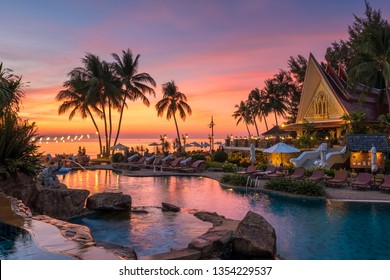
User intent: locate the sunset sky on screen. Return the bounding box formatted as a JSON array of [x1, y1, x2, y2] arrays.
[[2, 0, 390, 140]]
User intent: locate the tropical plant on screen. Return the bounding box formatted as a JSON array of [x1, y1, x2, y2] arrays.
[[220, 173, 248, 186], [111, 49, 156, 148], [265, 178, 326, 197], [0, 63, 25, 114], [263, 77, 287, 127], [155, 80, 192, 152], [232, 101, 252, 136], [211, 150, 228, 163]]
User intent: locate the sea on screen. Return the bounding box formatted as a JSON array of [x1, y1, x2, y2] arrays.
[[37, 137, 224, 158]]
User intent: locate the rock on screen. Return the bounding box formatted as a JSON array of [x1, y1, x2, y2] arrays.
[[31, 189, 90, 220], [189, 216, 239, 259], [232, 211, 276, 259], [86, 192, 132, 211], [95, 241, 137, 260], [161, 202, 180, 212], [0, 172, 39, 207], [194, 212, 226, 226], [39, 165, 61, 188]]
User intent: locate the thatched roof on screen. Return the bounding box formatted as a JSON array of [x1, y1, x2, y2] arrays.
[[262, 125, 288, 136], [346, 134, 389, 152]]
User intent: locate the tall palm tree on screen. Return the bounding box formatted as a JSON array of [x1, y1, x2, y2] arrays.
[[155, 81, 192, 151], [264, 77, 287, 126], [232, 101, 252, 136], [247, 88, 271, 134], [56, 73, 104, 154], [111, 49, 156, 147], [70, 53, 122, 157], [348, 25, 390, 112]]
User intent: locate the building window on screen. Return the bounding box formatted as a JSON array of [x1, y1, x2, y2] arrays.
[[315, 92, 327, 117]]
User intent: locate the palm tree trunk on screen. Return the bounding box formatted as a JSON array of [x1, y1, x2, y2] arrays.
[[245, 122, 251, 136], [386, 83, 390, 113], [113, 96, 126, 147], [108, 100, 113, 155], [253, 117, 259, 136], [263, 114, 269, 131], [173, 113, 182, 151], [87, 108, 103, 154], [100, 98, 109, 157], [274, 112, 279, 126]]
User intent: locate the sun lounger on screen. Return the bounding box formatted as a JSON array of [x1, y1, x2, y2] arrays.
[[307, 170, 325, 182], [351, 172, 373, 190], [162, 157, 184, 171], [379, 175, 390, 191], [178, 160, 206, 173], [326, 170, 349, 187], [286, 167, 305, 180], [236, 165, 257, 175], [132, 156, 146, 165], [127, 154, 139, 163]]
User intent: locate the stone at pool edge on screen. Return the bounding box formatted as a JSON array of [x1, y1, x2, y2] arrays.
[[161, 202, 181, 212], [232, 211, 277, 259], [86, 192, 132, 211]]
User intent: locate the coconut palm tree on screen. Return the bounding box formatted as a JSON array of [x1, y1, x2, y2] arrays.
[[56, 73, 104, 154], [155, 81, 192, 151], [264, 78, 287, 126], [247, 88, 271, 134], [111, 49, 156, 147], [69, 53, 122, 157], [232, 101, 252, 136], [348, 25, 390, 112]]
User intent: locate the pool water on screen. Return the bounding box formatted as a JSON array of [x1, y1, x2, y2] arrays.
[[61, 170, 390, 259], [0, 222, 73, 260]]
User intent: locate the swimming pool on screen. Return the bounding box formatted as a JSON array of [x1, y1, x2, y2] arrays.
[[61, 170, 390, 259], [0, 222, 73, 260]]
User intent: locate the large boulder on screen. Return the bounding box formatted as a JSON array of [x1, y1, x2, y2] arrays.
[[86, 192, 131, 211], [232, 211, 276, 259], [32, 189, 90, 220], [0, 172, 39, 207]]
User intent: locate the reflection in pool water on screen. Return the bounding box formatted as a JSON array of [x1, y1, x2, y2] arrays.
[[61, 170, 390, 259]]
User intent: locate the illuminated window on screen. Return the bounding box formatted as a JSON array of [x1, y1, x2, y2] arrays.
[[315, 92, 327, 117]]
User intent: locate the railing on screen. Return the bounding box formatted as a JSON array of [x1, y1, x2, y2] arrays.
[[325, 146, 348, 169], [290, 143, 327, 167]]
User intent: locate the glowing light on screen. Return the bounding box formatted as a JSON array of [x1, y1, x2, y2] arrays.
[[67, 136, 70, 140], [46, 141, 48, 144], [54, 137, 57, 140], [60, 136, 64, 140], [32, 137, 35, 141], [46, 137, 50, 140], [87, 134, 90, 139]]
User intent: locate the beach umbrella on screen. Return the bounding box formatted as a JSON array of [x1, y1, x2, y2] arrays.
[[263, 142, 300, 165], [148, 142, 160, 153], [110, 143, 129, 150], [202, 142, 210, 148], [250, 143, 256, 163], [189, 141, 202, 147], [215, 141, 223, 145], [184, 143, 193, 148], [370, 145, 378, 173]]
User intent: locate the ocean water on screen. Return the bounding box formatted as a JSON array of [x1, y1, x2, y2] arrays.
[[37, 138, 224, 158]]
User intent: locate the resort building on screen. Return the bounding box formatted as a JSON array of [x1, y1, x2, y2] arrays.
[[284, 53, 388, 141]]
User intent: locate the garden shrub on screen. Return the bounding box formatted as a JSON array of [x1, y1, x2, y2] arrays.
[[191, 154, 206, 161], [205, 161, 238, 173], [220, 173, 248, 187], [265, 178, 326, 197], [112, 152, 125, 163], [227, 151, 243, 165], [212, 150, 228, 163]]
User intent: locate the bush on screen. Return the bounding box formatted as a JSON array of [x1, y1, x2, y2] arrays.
[[265, 178, 326, 197], [191, 154, 206, 161], [0, 111, 41, 178], [227, 151, 243, 165], [212, 150, 228, 163], [205, 161, 238, 173], [112, 152, 125, 163], [220, 173, 249, 187]]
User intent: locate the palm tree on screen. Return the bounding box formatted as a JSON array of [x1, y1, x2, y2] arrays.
[[0, 63, 24, 114], [264, 77, 287, 126], [70, 53, 122, 157], [56, 73, 104, 154], [155, 81, 192, 151], [111, 49, 156, 147], [232, 101, 252, 136], [348, 25, 390, 112]]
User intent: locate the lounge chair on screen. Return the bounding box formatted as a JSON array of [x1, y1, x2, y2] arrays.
[[326, 170, 349, 187], [178, 160, 206, 173], [351, 172, 373, 190], [253, 166, 277, 178], [286, 167, 305, 180], [179, 157, 192, 167], [379, 175, 390, 191], [127, 154, 139, 163], [236, 165, 257, 175], [132, 156, 146, 165], [307, 170, 325, 182], [162, 157, 183, 171]]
